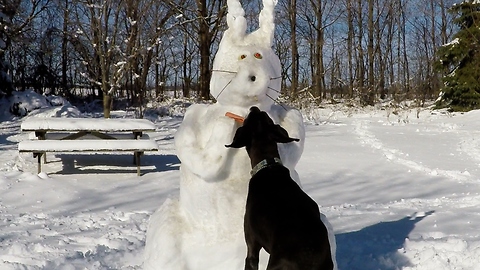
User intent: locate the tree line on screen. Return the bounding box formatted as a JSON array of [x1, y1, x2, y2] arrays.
[[0, 0, 464, 116]]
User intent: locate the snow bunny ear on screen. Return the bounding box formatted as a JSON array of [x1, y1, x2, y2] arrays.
[[225, 0, 277, 47], [226, 0, 247, 44], [251, 0, 277, 47]]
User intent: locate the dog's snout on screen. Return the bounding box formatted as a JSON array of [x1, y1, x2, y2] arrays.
[[250, 76, 256, 82]]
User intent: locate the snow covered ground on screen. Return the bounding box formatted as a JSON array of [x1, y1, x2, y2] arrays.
[[1, 99, 479, 269]]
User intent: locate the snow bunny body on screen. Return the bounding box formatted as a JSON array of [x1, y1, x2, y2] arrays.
[[144, 1, 305, 269]]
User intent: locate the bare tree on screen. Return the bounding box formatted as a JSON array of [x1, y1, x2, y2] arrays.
[[197, 0, 226, 99], [2, 0, 462, 110], [170, 0, 227, 100], [305, 0, 325, 99], [122, 0, 178, 116], [69, 0, 178, 117], [346, 0, 354, 97], [61, 0, 70, 95], [367, 0, 374, 95], [0, 0, 20, 95], [1, 0, 51, 95], [288, 0, 299, 95]]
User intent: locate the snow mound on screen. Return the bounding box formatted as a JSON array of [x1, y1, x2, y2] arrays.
[[404, 237, 480, 269], [5, 90, 78, 118]]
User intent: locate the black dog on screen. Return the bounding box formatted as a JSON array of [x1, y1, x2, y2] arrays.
[[226, 106, 333, 270]]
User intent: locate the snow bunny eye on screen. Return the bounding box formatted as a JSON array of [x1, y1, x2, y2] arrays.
[[254, 53, 262, 59], [239, 54, 247, 60]]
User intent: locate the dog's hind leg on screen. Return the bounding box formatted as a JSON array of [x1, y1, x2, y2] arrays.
[[244, 234, 261, 270], [244, 242, 261, 270]]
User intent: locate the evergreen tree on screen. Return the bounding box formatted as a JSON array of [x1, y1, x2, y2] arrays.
[[435, 0, 480, 111]]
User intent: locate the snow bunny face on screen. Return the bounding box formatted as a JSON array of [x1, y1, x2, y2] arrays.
[[210, 0, 281, 110]]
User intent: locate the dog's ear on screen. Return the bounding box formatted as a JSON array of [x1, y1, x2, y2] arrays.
[[270, 124, 299, 144], [226, 126, 250, 148]]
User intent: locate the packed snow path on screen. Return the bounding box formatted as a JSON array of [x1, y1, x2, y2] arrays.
[[1, 105, 480, 269]]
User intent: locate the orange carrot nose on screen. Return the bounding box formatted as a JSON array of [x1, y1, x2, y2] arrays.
[[225, 112, 245, 123]]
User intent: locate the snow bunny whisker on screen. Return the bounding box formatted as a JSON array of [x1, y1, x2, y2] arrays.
[[266, 93, 288, 111], [215, 79, 233, 100], [268, 86, 281, 94], [212, 69, 238, 74], [211, 69, 237, 100]]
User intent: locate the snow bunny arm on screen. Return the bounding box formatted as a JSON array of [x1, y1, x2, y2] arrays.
[[174, 104, 240, 182]]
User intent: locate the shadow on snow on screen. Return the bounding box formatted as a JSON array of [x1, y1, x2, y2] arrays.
[[41, 153, 180, 175], [335, 211, 434, 270]]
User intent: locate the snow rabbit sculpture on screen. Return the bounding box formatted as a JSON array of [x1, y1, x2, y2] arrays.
[[143, 0, 307, 269]]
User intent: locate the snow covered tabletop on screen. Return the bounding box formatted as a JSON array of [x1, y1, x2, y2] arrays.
[[18, 139, 159, 152], [21, 117, 156, 132]]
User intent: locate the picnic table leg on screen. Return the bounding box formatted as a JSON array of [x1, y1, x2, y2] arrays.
[[35, 131, 47, 164], [134, 152, 141, 176], [133, 131, 143, 139], [35, 153, 43, 174], [133, 132, 144, 176]]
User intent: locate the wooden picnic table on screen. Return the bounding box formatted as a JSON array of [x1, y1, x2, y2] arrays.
[[19, 117, 158, 175]]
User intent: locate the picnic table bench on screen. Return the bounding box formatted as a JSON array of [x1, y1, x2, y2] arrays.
[[18, 117, 159, 176]]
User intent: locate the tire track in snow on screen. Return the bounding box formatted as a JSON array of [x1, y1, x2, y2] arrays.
[[353, 120, 471, 183]]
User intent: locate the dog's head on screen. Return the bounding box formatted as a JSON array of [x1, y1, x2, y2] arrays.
[[226, 106, 299, 149]]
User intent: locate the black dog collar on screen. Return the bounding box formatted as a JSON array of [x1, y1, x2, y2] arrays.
[[250, 157, 283, 176]]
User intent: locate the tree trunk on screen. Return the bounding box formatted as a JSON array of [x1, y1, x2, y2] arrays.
[[289, 0, 299, 95], [356, 0, 365, 94], [400, 0, 410, 94], [376, 0, 385, 99], [311, 0, 325, 99], [183, 34, 191, 98], [347, 0, 354, 97], [367, 0, 374, 92], [61, 0, 69, 96], [0, 1, 20, 96], [155, 44, 160, 99], [103, 94, 113, 118], [197, 0, 210, 100], [440, 0, 448, 45]]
